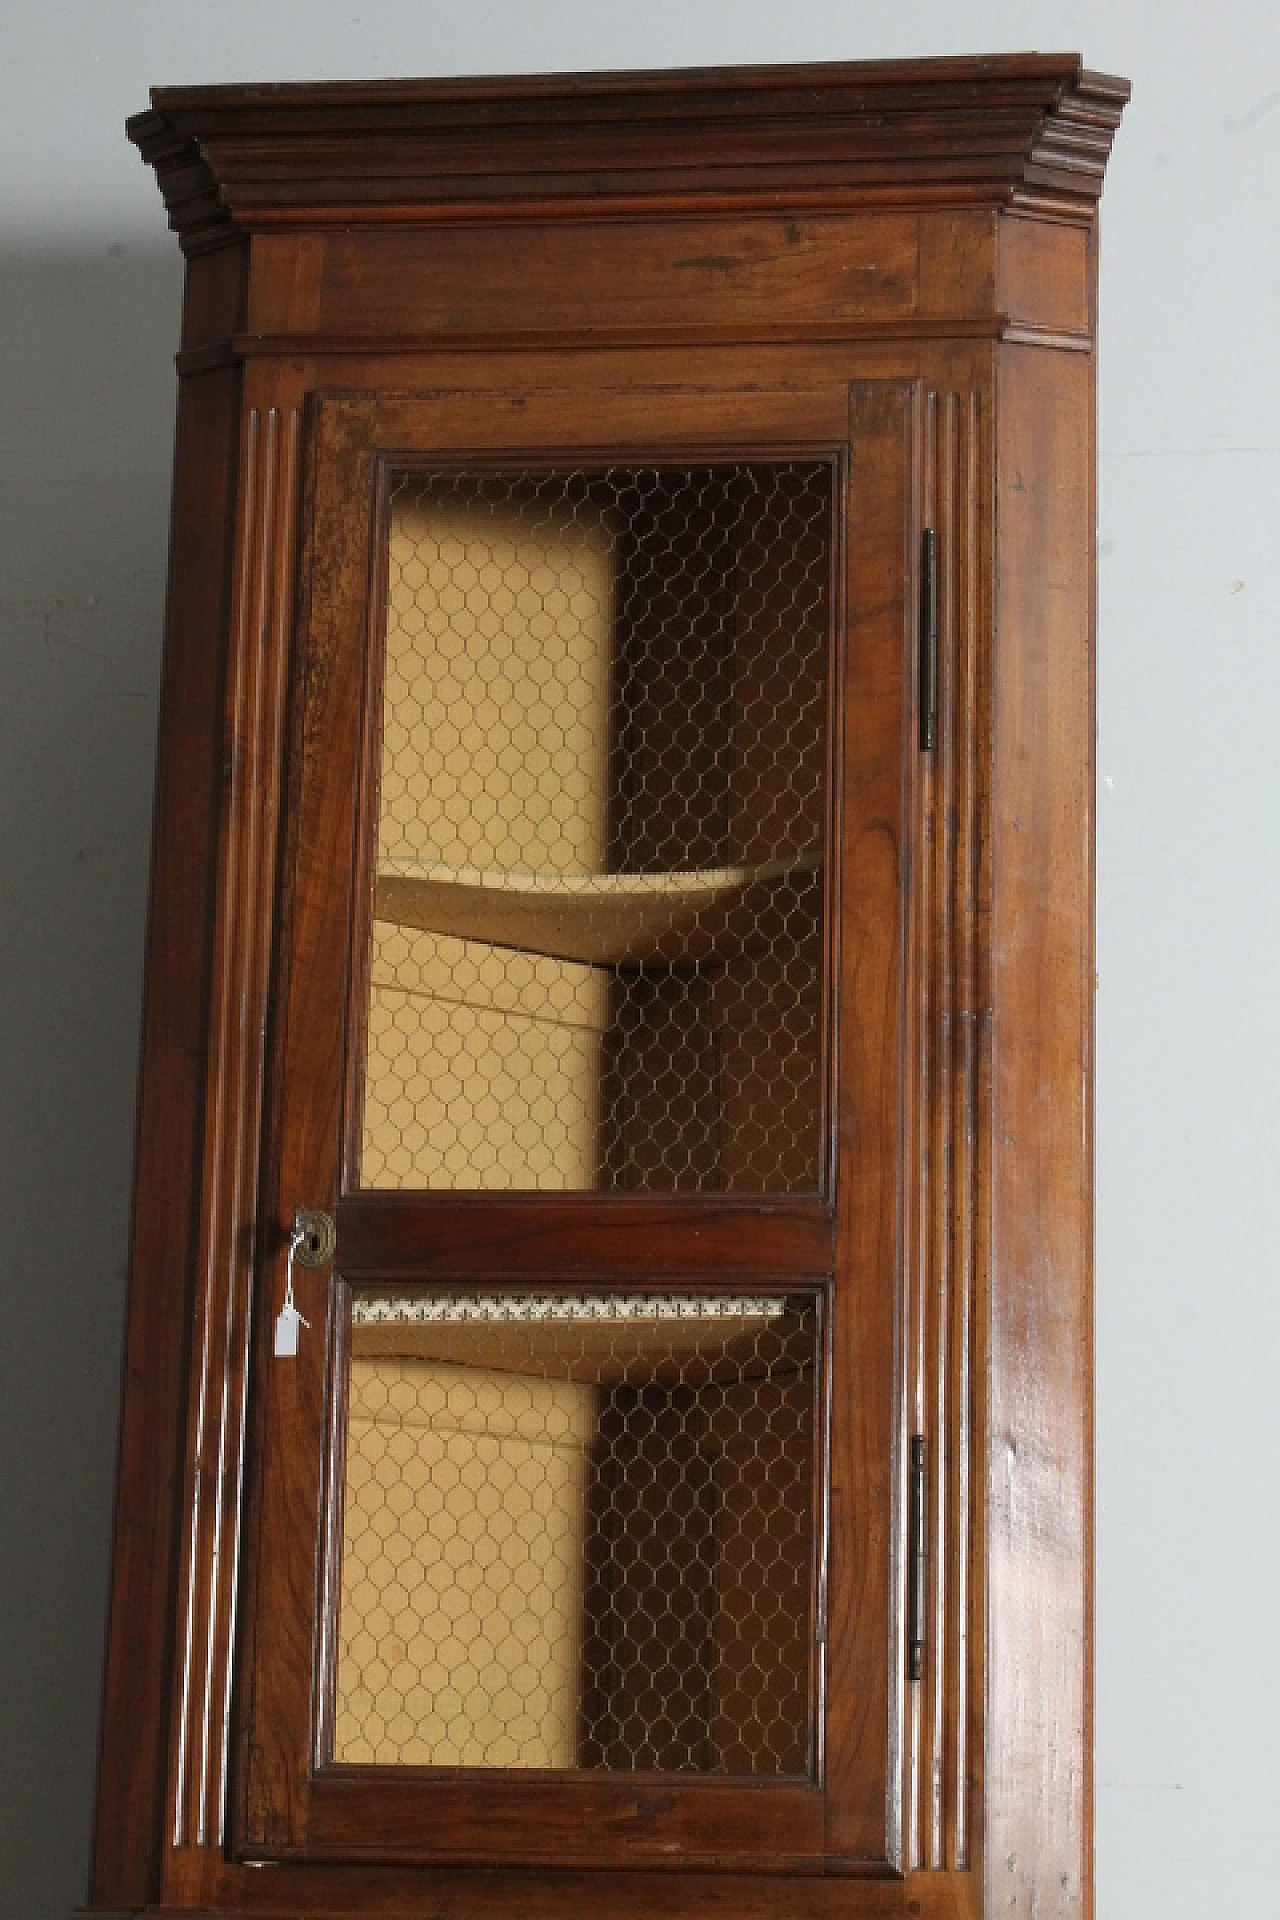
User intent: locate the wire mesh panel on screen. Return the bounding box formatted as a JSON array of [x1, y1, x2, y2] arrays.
[[333, 1291, 820, 1775], [358, 464, 832, 1193]]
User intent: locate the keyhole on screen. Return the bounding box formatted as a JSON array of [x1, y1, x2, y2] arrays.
[[292, 1207, 336, 1268]]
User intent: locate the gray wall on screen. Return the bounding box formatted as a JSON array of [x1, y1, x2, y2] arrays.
[[1, 4, 1276, 1916]]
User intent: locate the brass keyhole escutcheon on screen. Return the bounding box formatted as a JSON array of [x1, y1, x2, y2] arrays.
[[292, 1207, 336, 1268]]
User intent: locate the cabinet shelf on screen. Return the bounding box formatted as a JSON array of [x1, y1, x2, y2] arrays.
[[373, 852, 824, 965], [349, 1290, 804, 1383]]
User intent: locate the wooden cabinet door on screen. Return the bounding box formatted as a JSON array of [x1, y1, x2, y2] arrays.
[[233, 377, 918, 1877]]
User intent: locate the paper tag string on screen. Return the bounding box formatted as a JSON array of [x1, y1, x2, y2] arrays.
[[274, 1223, 313, 1358]]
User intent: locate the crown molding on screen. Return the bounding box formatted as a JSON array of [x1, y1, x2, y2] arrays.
[[127, 54, 1130, 254]]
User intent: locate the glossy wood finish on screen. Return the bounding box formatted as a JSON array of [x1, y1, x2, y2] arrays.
[[170, 398, 303, 1861], [227, 376, 908, 1877], [93, 54, 1125, 1920], [91, 240, 247, 1903], [127, 57, 1127, 247], [334, 1193, 835, 1281], [986, 338, 1096, 1919], [904, 387, 988, 1877]]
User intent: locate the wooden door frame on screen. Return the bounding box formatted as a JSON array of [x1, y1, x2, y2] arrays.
[[217, 376, 920, 1877]]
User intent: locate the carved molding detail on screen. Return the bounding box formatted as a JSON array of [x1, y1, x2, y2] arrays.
[[127, 58, 1128, 252], [169, 405, 302, 1849], [905, 389, 989, 1875]]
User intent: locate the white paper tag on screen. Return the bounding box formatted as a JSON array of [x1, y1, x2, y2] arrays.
[[274, 1303, 301, 1357], [274, 1221, 313, 1359]]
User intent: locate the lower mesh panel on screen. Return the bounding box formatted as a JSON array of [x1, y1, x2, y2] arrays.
[[333, 1292, 819, 1774]]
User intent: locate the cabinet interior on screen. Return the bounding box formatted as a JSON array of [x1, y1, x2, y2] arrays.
[[342, 465, 831, 1776], [358, 464, 832, 1196], [334, 1292, 819, 1776]]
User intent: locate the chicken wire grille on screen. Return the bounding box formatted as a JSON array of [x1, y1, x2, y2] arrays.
[[358, 462, 832, 1194], [333, 1290, 819, 1775]]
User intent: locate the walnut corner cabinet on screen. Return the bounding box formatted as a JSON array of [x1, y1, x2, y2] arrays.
[[91, 55, 1128, 1920]]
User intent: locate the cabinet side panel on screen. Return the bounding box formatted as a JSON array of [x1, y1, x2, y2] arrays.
[[988, 340, 1093, 1916], [90, 361, 243, 1909]]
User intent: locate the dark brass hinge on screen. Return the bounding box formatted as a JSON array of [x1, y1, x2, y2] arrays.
[[908, 1434, 928, 1682], [919, 529, 937, 753]]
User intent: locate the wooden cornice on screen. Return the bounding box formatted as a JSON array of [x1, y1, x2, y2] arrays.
[[128, 54, 1129, 253]]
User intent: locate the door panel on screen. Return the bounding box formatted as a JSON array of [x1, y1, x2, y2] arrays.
[[235, 379, 917, 1875]]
